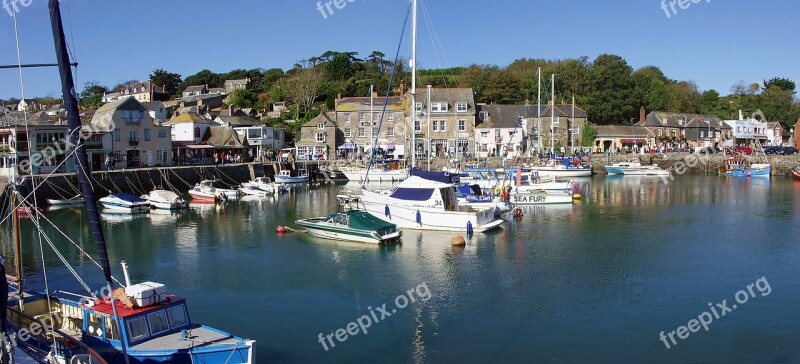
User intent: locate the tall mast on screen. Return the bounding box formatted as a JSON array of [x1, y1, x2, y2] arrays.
[[427, 84, 431, 168], [48, 1, 130, 363], [410, 0, 417, 169], [370, 84, 374, 153], [550, 74, 555, 155], [571, 95, 575, 155], [537, 67, 541, 153]]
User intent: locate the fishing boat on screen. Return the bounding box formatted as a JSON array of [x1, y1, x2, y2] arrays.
[[296, 209, 403, 244], [46, 195, 85, 206], [358, 170, 503, 232], [529, 157, 592, 177], [142, 189, 188, 210], [275, 169, 309, 184], [241, 176, 288, 194], [99, 193, 151, 213], [720, 157, 771, 177], [3, 3, 256, 362]]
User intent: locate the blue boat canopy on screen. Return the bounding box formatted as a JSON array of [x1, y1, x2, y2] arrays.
[[390, 187, 434, 201], [411, 168, 464, 184]]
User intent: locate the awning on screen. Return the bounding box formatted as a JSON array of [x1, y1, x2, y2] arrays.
[[185, 145, 214, 149], [338, 143, 356, 150], [620, 138, 647, 143]]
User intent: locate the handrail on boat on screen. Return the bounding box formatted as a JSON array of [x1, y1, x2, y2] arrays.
[[5, 305, 109, 364]]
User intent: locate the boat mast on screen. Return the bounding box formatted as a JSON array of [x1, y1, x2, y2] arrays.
[[537, 67, 541, 154], [370, 84, 374, 160], [410, 0, 417, 169], [427, 84, 431, 168], [550, 74, 555, 156], [48, 1, 131, 363]]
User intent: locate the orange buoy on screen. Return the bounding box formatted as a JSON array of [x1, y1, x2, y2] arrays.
[[276, 226, 288, 233]]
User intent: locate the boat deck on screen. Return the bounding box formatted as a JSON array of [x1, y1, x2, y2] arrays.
[[132, 325, 244, 351]]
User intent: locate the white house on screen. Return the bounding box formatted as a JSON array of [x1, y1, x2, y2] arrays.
[[723, 115, 768, 146], [234, 126, 287, 159], [474, 104, 532, 159]]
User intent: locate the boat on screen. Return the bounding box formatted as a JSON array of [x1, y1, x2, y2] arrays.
[[529, 156, 593, 177], [239, 185, 271, 197], [143, 189, 188, 210], [98, 193, 151, 213], [511, 190, 575, 205], [275, 169, 309, 184], [357, 170, 503, 232], [241, 176, 288, 195], [197, 179, 241, 198], [793, 162, 800, 179], [453, 183, 511, 216], [46, 195, 85, 206], [605, 160, 643, 175], [188, 183, 223, 203], [619, 164, 671, 176], [720, 157, 771, 177], [3, 4, 256, 362], [461, 167, 572, 194], [296, 209, 403, 244], [341, 161, 409, 183]]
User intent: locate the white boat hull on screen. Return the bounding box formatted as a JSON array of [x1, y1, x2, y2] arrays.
[[275, 176, 309, 184], [100, 203, 150, 213], [511, 192, 574, 205], [359, 190, 502, 232], [46, 198, 84, 206], [343, 170, 409, 183], [530, 167, 592, 178]]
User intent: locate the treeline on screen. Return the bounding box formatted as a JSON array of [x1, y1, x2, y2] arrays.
[[75, 51, 799, 130]]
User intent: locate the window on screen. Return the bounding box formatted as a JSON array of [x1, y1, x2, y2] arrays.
[[344, 128, 351, 138], [113, 129, 120, 141], [456, 102, 468, 112], [147, 311, 170, 335], [372, 112, 380, 124], [480, 131, 489, 138], [431, 102, 449, 112], [317, 123, 324, 129], [105, 317, 120, 340], [113, 151, 122, 162], [458, 119, 466, 132], [657, 129, 663, 137], [415, 102, 423, 112], [700, 131, 705, 138], [128, 131, 137, 141], [358, 113, 365, 123], [436, 120, 447, 132], [143, 129, 150, 141], [387, 128, 394, 137], [194, 127, 201, 138], [168, 305, 188, 328], [480, 111, 489, 121], [358, 128, 365, 137], [274, 130, 281, 139], [414, 120, 421, 132], [316, 132, 325, 142], [372, 130, 378, 139], [158, 129, 167, 138], [122, 110, 143, 124], [387, 113, 394, 122], [127, 316, 149, 342], [344, 114, 351, 123], [248, 129, 262, 139]]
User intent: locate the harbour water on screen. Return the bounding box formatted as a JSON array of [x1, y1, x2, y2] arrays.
[[5, 176, 800, 363]]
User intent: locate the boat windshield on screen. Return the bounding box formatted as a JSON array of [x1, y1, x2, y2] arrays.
[[125, 304, 190, 344]]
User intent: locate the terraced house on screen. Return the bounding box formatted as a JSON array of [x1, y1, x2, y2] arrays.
[[409, 87, 475, 159], [334, 93, 406, 159]]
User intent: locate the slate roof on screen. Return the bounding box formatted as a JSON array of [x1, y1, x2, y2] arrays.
[[475, 104, 538, 128], [183, 85, 207, 93], [641, 111, 729, 129], [303, 112, 337, 127], [217, 115, 258, 127], [595, 125, 653, 138], [416, 88, 475, 112]]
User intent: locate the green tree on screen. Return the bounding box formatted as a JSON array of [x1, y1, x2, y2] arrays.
[[226, 89, 259, 109], [760, 85, 797, 128], [763, 77, 796, 95], [580, 123, 597, 147], [149, 68, 182, 96], [584, 54, 636, 124], [179, 70, 223, 91], [481, 70, 523, 104], [80, 81, 108, 109]]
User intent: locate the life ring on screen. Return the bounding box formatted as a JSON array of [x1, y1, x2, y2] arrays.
[[512, 207, 523, 218], [494, 186, 502, 195]]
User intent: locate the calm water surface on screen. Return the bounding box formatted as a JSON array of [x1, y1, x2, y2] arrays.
[[5, 176, 800, 363]]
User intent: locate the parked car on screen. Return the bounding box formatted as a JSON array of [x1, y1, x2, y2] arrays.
[[764, 146, 782, 155], [697, 146, 718, 154], [735, 146, 753, 155], [781, 146, 798, 155]]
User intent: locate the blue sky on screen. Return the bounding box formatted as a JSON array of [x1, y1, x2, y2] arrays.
[[0, 0, 798, 99]]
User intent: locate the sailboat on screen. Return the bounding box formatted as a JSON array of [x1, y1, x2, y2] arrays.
[[357, 0, 503, 233], [4, 2, 255, 363]]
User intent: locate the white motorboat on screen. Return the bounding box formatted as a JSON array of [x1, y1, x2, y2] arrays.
[[239, 185, 271, 197], [197, 179, 240, 198], [46, 195, 85, 206], [143, 189, 188, 210], [357, 172, 503, 233], [275, 169, 310, 184], [241, 176, 288, 194], [188, 183, 223, 203], [619, 165, 670, 176], [529, 157, 592, 177], [605, 160, 642, 175], [342, 168, 409, 183], [98, 192, 151, 213], [511, 190, 575, 205]]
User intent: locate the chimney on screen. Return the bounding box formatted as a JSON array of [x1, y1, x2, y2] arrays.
[[640, 106, 646, 124], [337, 93, 342, 102], [399, 80, 405, 95], [738, 109, 744, 120]]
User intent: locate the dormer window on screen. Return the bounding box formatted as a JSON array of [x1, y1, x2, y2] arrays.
[[456, 102, 468, 112], [317, 123, 324, 129], [415, 102, 423, 112], [431, 102, 449, 113]]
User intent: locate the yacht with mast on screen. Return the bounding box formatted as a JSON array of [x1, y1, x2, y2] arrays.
[[4, 2, 255, 363]]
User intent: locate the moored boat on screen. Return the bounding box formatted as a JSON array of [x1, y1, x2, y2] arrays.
[[46, 194, 85, 206], [99, 193, 151, 213], [720, 157, 771, 177], [529, 157, 592, 177], [619, 164, 670, 176], [241, 176, 288, 194], [197, 179, 241, 198], [239, 185, 271, 197], [143, 189, 188, 210], [793, 162, 800, 179], [275, 169, 309, 184], [296, 209, 402, 244], [605, 160, 642, 175], [511, 190, 574, 205], [357, 170, 503, 232]]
